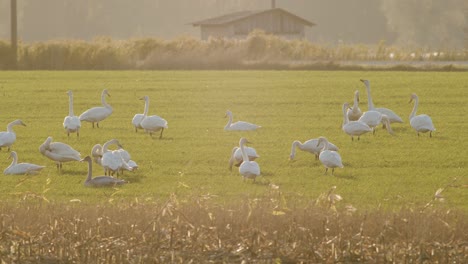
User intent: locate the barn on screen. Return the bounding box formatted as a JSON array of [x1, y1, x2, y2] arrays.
[[191, 4, 315, 40]]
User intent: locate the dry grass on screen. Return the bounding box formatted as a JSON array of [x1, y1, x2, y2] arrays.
[[1, 188, 467, 263]]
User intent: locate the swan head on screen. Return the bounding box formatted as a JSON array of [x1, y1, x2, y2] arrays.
[[67, 90, 73, 96], [343, 102, 350, 111], [316, 136, 328, 147], [409, 93, 418, 103], [80, 156, 92, 162], [103, 89, 111, 97], [91, 144, 103, 156], [239, 137, 251, 146], [8, 151, 17, 159], [225, 110, 232, 118], [360, 79, 370, 86], [139, 95, 149, 101], [11, 119, 26, 127], [39, 136, 53, 153]]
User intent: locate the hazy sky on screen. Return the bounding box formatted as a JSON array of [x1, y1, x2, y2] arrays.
[[0, 0, 466, 48]]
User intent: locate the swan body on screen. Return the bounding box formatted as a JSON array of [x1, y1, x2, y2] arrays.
[[361, 79, 403, 123], [116, 147, 138, 171], [139, 96, 168, 138], [358, 110, 382, 134], [342, 103, 372, 141], [409, 93, 435, 137], [238, 138, 260, 182], [63, 90, 81, 137], [317, 137, 343, 175], [229, 146, 259, 170], [132, 114, 144, 132], [81, 156, 126, 187], [0, 119, 26, 151], [224, 110, 261, 131], [347, 90, 362, 121], [79, 89, 112, 128], [289, 139, 339, 160], [101, 139, 125, 176], [4, 151, 45, 175], [39, 136, 81, 170]]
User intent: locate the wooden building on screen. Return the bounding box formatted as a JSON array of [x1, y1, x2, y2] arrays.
[[192, 7, 315, 40]]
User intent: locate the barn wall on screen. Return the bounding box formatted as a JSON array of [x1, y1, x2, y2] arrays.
[[232, 10, 304, 36], [201, 25, 234, 40]]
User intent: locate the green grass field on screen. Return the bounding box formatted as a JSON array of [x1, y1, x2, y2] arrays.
[[0, 71, 466, 210]]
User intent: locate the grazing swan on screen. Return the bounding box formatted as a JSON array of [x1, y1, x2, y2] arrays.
[[4, 151, 45, 175], [79, 89, 112, 128], [101, 139, 126, 176], [347, 90, 363, 121], [63, 90, 81, 138], [317, 137, 343, 175], [229, 146, 259, 171], [409, 93, 435, 137], [81, 156, 126, 187], [116, 147, 138, 172], [39, 136, 81, 171], [238, 138, 261, 182], [139, 96, 168, 138], [342, 103, 372, 141], [361, 79, 403, 124], [224, 110, 261, 131], [0, 119, 26, 151], [289, 139, 339, 161]]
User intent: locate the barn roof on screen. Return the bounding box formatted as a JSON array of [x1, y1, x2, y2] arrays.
[[192, 8, 315, 27]]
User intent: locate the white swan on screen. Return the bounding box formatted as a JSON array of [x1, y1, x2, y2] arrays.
[[289, 139, 339, 160], [139, 96, 168, 138], [79, 89, 112, 128], [116, 147, 138, 172], [4, 151, 45, 175], [229, 146, 259, 171], [91, 144, 103, 166], [101, 139, 126, 176], [39, 136, 81, 171], [0, 119, 26, 151], [409, 93, 435, 137], [347, 90, 362, 121], [81, 156, 127, 187], [63, 90, 81, 138], [361, 79, 403, 124], [358, 110, 382, 134], [224, 110, 261, 131], [238, 138, 261, 182], [342, 103, 372, 141], [132, 99, 145, 132], [317, 136, 343, 175]]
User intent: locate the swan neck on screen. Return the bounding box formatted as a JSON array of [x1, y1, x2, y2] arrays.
[[7, 122, 16, 133], [239, 140, 249, 162], [68, 93, 74, 116], [342, 105, 349, 126], [225, 113, 233, 129], [353, 92, 359, 107], [410, 97, 419, 120], [365, 83, 375, 110], [102, 140, 115, 152], [385, 120, 394, 134], [101, 92, 110, 108], [86, 158, 93, 182], [10, 153, 17, 167], [320, 139, 329, 152], [143, 98, 149, 117]]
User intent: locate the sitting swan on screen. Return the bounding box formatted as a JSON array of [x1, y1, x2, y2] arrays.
[[79, 89, 112, 128], [289, 138, 339, 161], [409, 93, 435, 137], [224, 110, 261, 131], [317, 136, 343, 175], [238, 138, 261, 182], [39, 136, 81, 171], [63, 90, 81, 138], [347, 90, 362, 121], [81, 156, 127, 187], [4, 151, 45, 175], [0, 119, 26, 151], [229, 145, 259, 171], [342, 103, 372, 141], [139, 96, 168, 138], [361, 79, 403, 124]]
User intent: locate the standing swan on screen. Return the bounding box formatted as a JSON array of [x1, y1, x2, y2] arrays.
[[79, 89, 112, 128], [139, 96, 168, 138], [229, 146, 259, 171], [100, 139, 124, 176], [224, 110, 261, 131], [361, 79, 403, 124], [0, 119, 26, 151], [289, 139, 339, 160], [4, 151, 45, 175], [238, 138, 261, 182], [39, 136, 81, 171], [63, 90, 81, 138], [409, 93, 435, 137], [317, 136, 343, 175], [132, 98, 145, 132], [347, 90, 363, 121], [81, 156, 126, 187], [342, 103, 372, 141]]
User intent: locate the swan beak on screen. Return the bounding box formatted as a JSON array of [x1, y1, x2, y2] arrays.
[[408, 98, 413, 104], [139, 97, 145, 100], [359, 79, 365, 82]]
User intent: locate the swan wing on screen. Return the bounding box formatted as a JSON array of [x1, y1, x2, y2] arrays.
[[319, 151, 343, 168], [49, 142, 81, 159], [375, 108, 403, 123], [79, 107, 113, 122], [101, 151, 123, 171], [0, 132, 15, 147], [63, 116, 81, 130], [302, 139, 321, 154], [358, 111, 382, 128], [227, 121, 261, 131], [343, 121, 372, 136], [410, 115, 435, 132], [132, 114, 144, 128], [239, 161, 260, 178], [141, 115, 168, 130], [4, 163, 45, 175]]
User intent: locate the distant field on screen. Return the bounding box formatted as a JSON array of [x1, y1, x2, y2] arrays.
[[0, 71, 466, 210]]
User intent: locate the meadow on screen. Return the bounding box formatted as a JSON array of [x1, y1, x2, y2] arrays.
[[0, 71, 467, 262]]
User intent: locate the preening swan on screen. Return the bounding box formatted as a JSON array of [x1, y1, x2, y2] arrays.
[[342, 103, 372, 141], [139, 96, 168, 138], [229, 146, 259, 171], [4, 151, 45, 175], [39, 136, 81, 171], [63, 90, 81, 137], [347, 90, 363, 121], [0, 119, 26, 151], [79, 89, 112, 128], [317, 137, 343, 175], [409, 93, 435, 137], [224, 110, 261, 131], [81, 156, 127, 187], [91, 144, 103, 166], [116, 147, 138, 172], [238, 138, 261, 182], [361, 79, 403, 124], [289, 139, 339, 160], [100, 139, 125, 176]]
